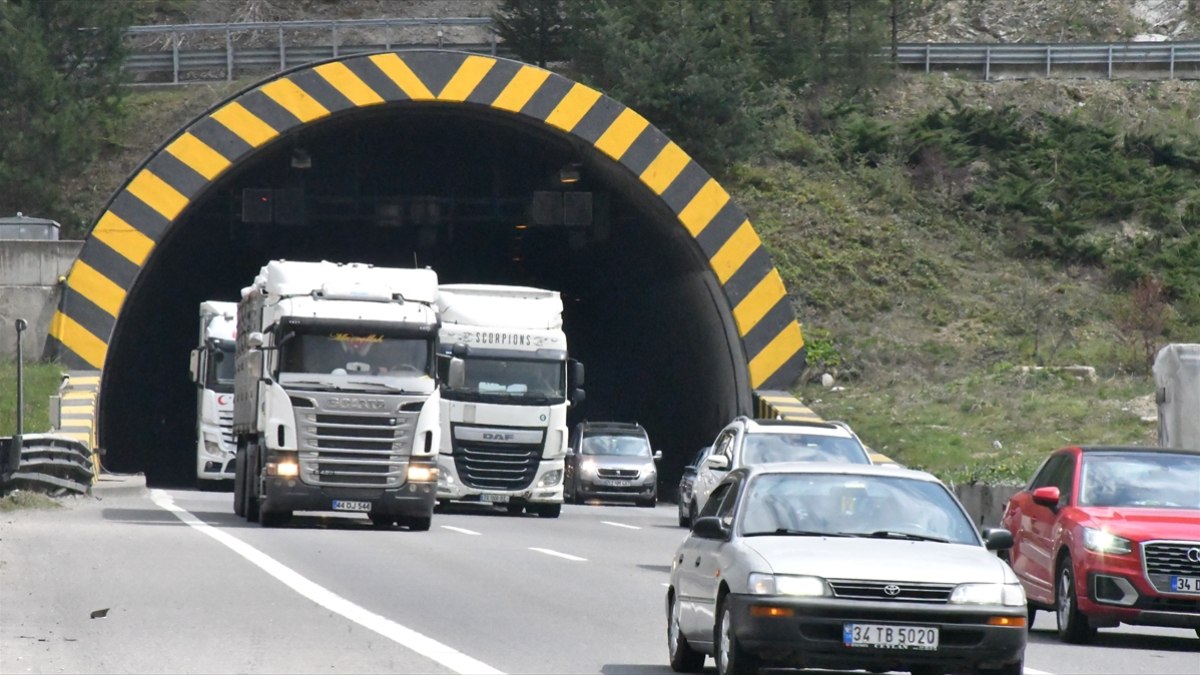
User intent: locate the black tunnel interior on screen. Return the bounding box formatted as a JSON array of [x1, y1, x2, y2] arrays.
[[100, 103, 748, 489]]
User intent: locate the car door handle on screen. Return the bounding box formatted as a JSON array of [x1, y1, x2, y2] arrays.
[[693, 557, 701, 567]]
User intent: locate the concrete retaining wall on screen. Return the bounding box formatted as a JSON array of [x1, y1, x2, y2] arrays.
[[953, 482, 1024, 528], [0, 240, 82, 360]]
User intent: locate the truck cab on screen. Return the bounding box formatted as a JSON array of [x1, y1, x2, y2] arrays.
[[189, 301, 238, 485]]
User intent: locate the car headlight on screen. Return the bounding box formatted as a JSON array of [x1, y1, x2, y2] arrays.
[[580, 459, 597, 475], [747, 573, 829, 597], [950, 583, 1026, 607], [1083, 527, 1133, 555]]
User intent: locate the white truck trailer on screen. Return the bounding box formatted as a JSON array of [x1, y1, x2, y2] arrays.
[[435, 284, 584, 518], [232, 260, 442, 529], [1154, 343, 1200, 450], [188, 300, 238, 485]]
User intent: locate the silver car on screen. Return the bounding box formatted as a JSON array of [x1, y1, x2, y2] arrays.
[[666, 463, 1027, 675]]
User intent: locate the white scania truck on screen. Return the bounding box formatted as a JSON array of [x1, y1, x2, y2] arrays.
[[435, 284, 584, 518], [232, 260, 442, 529], [188, 300, 238, 485]]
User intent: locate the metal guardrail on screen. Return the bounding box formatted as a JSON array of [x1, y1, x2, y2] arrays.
[[120, 17, 1200, 84], [1, 434, 96, 495]]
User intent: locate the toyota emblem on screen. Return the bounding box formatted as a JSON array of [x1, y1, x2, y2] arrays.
[[1188, 548, 1200, 563], [883, 584, 901, 597]]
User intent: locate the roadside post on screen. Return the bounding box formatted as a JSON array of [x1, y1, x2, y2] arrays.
[[2, 318, 28, 488]]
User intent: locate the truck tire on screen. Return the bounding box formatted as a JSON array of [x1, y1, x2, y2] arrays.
[[259, 508, 291, 528], [232, 452, 246, 518], [369, 513, 395, 528], [244, 444, 261, 523], [535, 503, 561, 519], [403, 515, 432, 531]]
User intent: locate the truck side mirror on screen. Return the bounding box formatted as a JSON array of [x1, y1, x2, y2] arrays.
[[248, 331, 265, 349], [189, 348, 202, 383], [451, 342, 469, 358], [570, 388, 586, 407], [570, 360, 584, 387], [448, 357, 466, 388]]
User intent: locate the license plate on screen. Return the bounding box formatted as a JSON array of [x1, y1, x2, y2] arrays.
[[332, 500, 372, 512], [481, 493, 509, 504], [601, 479, 632, 487], [1170, 576, 1200, 594], [844, 624, 939, 650]]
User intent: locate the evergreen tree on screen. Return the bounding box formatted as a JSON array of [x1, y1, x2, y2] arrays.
[[493, 0, 570, 68], [0, 0, 133, 228]]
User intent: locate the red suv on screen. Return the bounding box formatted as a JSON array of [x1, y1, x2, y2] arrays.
[[1001, 445, 1200, 643]]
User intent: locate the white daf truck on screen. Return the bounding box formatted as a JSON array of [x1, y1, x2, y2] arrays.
[[188, 300, 238, 485], [232, 260, 442, 529], [435, 284, 584, 518]]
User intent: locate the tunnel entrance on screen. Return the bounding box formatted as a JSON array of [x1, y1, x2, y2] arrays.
[[50, 51, 806, 488]]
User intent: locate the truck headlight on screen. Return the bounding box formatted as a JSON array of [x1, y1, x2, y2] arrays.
[[538, 470, 563, 487], [203, 439, 224, 457], [407, 465, 438, 482], [1083, 528, 1133, 555], [747, 573, 829, 597], [950, 583, 1025, 607], [266, 453, 299, 477]]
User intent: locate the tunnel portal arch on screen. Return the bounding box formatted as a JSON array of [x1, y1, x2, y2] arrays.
[[49, 50, 807, 483]]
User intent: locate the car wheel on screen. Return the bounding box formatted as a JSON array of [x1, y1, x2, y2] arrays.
[[668, 594, 705, 673], [535, 503, 561, 519], [678, 504, 690, 528], [908, 666, 944, 675], [715, 594, 760, 675], [1056, 557, 1095, 644], [688, 500, 698, 525], [1026, 602, 1038, 630], [639, 496, 657, 508]]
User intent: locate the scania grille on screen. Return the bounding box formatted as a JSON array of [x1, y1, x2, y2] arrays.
[[295, 409, 418, 488], [828, 580, 954, 603], [597, 468, 640, 479], [453, 443, 541, 491], [1143, 541, 1200, 593]]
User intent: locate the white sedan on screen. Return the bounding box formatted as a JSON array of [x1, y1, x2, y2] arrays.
[[666, 462, 1027, 675]]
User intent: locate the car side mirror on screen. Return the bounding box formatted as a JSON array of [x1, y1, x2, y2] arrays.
[[653, 450, 662, 461], [704, 455, 730, 471], [692, 516, 729, 540], [1031, 486, 1061, 509], [982, 527, 1014, 551]]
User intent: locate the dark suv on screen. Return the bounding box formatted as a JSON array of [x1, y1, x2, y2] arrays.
[[565, 421, 661, 507]]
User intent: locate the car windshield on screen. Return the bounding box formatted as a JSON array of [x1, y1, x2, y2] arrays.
[[582, 434, 651, 457], [741, 433, 868, 465], [739, 473, 980, 545], [1078, 451, 1200, 509]]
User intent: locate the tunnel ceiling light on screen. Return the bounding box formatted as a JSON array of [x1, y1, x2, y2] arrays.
[[291, 148, 312, 170], [559, 163, 581, 185]]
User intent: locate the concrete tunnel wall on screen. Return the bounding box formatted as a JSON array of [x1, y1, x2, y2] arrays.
[[48, 50, 808, 486]]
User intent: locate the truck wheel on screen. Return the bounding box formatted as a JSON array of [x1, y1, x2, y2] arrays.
[[535, 503, 561, 519], [259, 508, 291, 528], [232, 453, 246, 517], [404, 516, 432, 531], [244, 447, 261, 523], [369, 513, 395, 528]]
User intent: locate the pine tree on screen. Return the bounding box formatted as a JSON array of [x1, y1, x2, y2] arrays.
[[493, 0, 570, 68]]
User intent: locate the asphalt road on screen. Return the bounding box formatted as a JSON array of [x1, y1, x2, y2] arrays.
[[2, 489, 1196, 674]]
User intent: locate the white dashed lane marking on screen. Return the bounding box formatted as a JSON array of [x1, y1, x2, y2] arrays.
[[440, 526, 481, 536], [529, 547, 587, 562], [601, 521, 641, 530]]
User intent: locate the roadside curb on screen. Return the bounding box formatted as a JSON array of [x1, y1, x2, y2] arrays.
[[88, 473, 148, 499]]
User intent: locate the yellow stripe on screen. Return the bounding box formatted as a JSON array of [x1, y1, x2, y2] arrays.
[[61, 431, 92, 442], [49, 312, 107, 369], [62, 391, 97, 401], [594, 108, 650, 160], [126, 170, 188, 221], [314, 61, 385, 107], [870, 452, 899, 465], [677, 179, 730, 237], [369, 53, 436, 100], [491, 65, 551, 113], [164, 132, 230, 181], [544, 83, 602, 132], [438, 55, 496, 102], [640, 142, 690, 195], [733, 270, 787, 336], [92, 211, 154, 265], [711, 221, 760, 284], [749, 322, 805, 389], [758, 394, 802, 404], [261, 78, 331, 123], [66, 261, 125, 318], [210, 101, 278, 147]]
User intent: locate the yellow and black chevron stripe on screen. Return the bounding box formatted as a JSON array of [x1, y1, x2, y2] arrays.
[[49, 50, 806, 391], [754, 389, 898, 465], [55, 370, 101, 478]]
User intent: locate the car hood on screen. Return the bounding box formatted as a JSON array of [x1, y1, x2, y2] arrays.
[[742, 537, 1009, 584], [1078, 507, 1200, 541]]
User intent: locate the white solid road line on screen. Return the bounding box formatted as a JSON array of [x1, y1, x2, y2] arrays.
[[528, 547, 588, 562], [150, 490, 504, 675], [601, 520, 641, 530], [441, 525, 482, 536], [1024, 669, 1053, 675]]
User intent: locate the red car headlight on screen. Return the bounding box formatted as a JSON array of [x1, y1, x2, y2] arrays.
[[1083, 527, 1133, 555]]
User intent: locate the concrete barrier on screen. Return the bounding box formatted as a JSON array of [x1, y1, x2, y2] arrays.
[[953, 482, 1024, 528], [0, 240, 82, 360]]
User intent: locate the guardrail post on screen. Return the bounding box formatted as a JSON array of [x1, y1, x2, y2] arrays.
[[490, 30, 497, 56], [437, 23, 444, 49], [385, 20, 392, 51], [332, 22, 339, 58], [1170, 45, 1176, 79], [1107, 45, 1113, 79], [924, 43, 930, 73], [278, 26, 285, 70], [984, 46, 991, 81], [1046, 45, 1052, 77], [171, 31, 180, 84], [225, 28, 234, 82]]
